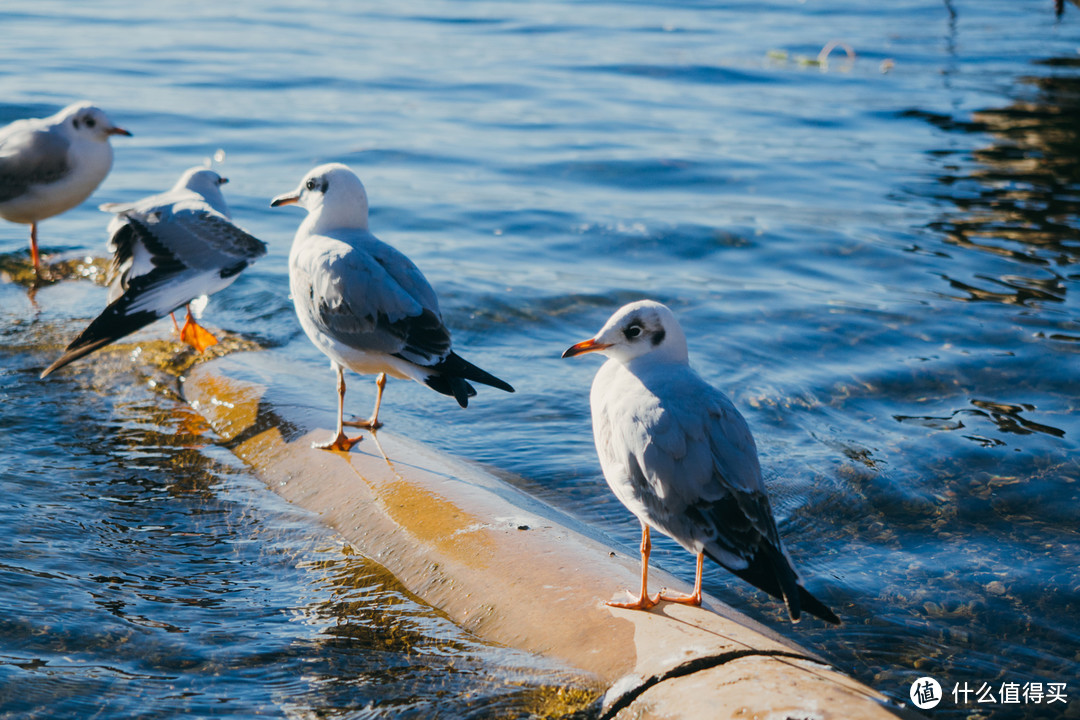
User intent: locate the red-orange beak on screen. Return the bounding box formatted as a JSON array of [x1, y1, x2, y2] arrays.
[[107, 126, 132, 137], [270, 191, 300, 208], [562, 338, 611, 358]]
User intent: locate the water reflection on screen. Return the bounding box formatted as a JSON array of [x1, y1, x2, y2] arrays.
[[0, 333, 599, 719], [829, 53, 1080, 719], [924, 58, 1080, 320], [288, 550, 600, 719], [895, 398, 1066, 441]]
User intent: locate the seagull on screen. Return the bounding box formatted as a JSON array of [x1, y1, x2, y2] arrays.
[[100, 166, 245, 352], [40, 166, 267, 378], [563, 300, 839, 624], [0, 102, 131, 274], [271, 162, 514, 452]]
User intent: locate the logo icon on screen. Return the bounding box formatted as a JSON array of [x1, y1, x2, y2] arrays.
[[911, 677, 943, 709]]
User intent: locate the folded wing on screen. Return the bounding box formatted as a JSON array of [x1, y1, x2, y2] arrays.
[[0, 126, 70, 204], [41, 205, 266, 377]]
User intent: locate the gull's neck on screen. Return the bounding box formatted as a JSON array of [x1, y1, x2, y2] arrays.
[[303, 203, 369, 236]]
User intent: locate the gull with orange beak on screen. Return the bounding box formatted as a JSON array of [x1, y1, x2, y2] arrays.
[[563, 300, 839, 623], [0, 102, 131, 275], [41, 166, 267, 377], [271, 162, 514, 452]]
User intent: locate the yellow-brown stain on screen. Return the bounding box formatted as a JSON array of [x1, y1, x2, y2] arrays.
[[191, 371, 264, 439], [352, 440, 496, 570]]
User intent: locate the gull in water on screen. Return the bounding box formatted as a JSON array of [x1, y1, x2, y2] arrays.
[[271, 162, 514, 452], [0, 102, 131, 274], [40, 166, 267, 378], [563, 300, 839, 624]]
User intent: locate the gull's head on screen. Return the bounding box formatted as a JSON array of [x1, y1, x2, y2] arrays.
[[270, 162, 369, 230], [562, 300, 689, 365], [174, 166, 228, 194], [57, 102, 131, 143], [173, 166, 229, 214]]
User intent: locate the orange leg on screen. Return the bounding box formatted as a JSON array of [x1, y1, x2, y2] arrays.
[[607, 524, 659, 610], [314, 364, 362, 452], [180, 305, 219, 352], [343, 372, 386, 430], [170, 312, 181, 335], [659, 552, 704, 606], [29, 222, 41, 273]]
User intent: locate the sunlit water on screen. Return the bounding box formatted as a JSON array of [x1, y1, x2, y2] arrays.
[[2, 1, 1079, 718]]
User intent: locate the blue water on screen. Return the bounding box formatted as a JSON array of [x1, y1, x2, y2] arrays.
[[2, 1, 1079, 718]]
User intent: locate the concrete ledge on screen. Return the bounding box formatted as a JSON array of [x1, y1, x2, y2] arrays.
[[181, 353, 912, 719]]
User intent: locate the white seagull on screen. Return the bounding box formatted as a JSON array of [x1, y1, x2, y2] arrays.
[[40, 166, 267, 378], [563, 300, 839, 624], [271, 162, 514, 452], [0, 102, 131, 274]]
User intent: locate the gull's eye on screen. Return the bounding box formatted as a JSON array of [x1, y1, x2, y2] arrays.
[[85, 116, 96, 128], [305, 178, 318, 191], [623, 324, 643, 340]]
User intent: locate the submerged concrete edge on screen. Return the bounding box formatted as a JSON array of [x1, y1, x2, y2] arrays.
[[181, 353, 915, 720]]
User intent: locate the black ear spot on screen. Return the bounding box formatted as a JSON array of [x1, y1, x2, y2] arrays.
[[651, 328, 666, 347]]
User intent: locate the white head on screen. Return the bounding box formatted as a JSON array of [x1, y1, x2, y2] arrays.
[[54, 102, 131, 143], [562, 300, 689, 366], [172, 166, 229, 213], [270, 162, 369, 231]]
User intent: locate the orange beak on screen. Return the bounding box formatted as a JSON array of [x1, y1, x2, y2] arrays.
[[107, 126, 132, 137], [270, 191, 300, 208], [561, 338, 611, 358]]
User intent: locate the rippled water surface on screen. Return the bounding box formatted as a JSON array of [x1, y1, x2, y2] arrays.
[[2, 1, 1079, 718]]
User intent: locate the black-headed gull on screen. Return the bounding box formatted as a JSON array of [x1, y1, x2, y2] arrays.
[[40, 166, 267, 378], [563, 300, 839, 624], [271, 162, 514, 452], [0, 102, 130, 274]]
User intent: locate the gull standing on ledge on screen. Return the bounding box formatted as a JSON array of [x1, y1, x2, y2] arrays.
[[563, 300, 839, 624], [271, 163, 514, 452], [0, 102, 131, 274], [40, 167, 267, 378]]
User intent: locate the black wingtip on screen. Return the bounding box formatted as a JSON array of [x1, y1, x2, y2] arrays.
[[41, 356, 72, 379], [797, 586, 841, 625], [40, 360, 64, 379], [424, 374, 477, 407], [40, 304, 161, 378], [775, 560, 841, 625], [430, 352, 514, 394], [709, 544, 840, 626], [448, 375, 475, 408]]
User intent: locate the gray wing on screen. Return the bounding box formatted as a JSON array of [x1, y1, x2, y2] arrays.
[[601, 366, 781, 566], [0, 125, 70, 203], [367, 237, 441, 315], [115, 202, 266, 276], [300, 237, 451, 367], [101, 204, 265, 305], [664, 381, 781, 546]]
